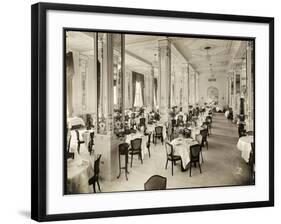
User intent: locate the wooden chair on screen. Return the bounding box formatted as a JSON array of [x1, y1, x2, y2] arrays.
[[165, 142, 182, 176], [177, 115, 184, 127], [153, 126, 164, 145], [189, 144, 202, 177], [129, 138, 143, 167], [200, 129, 209, 151], [88, 154, 102, 193], [117, 143, 130, 180], [144, 175, 167, 190], [75, 130, 84, 154], [238, 124, 246, 137]]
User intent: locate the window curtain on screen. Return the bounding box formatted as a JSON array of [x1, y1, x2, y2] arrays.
[[132, 71, 144, 107], [66, 52, 74, 117], [154, 78, 158, 107]]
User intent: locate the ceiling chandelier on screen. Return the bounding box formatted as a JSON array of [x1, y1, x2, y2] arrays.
[[204, 46, 212, 61]]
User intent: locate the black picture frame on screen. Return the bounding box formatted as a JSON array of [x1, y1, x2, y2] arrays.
[[31, 2, 274, 222]]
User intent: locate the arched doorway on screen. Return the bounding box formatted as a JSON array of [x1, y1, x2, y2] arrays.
[[207, 86, 219, 105]]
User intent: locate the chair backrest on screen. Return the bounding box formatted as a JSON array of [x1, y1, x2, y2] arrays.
[[190, 144, 201, 161], [206, 116, 212, 123], [67, 131, 72, 152], [165, 142, 174, 156], [140, 117, 146, 125], [75, 129, 81, 141], [131, 138, 142, 150], [200, 129, 208, 143], [119, 143, 129, 155], [238, 124, 245, 137], [170, 132, 179, 141], [94, 154, 102, 176], [171, 119, 177, 127], [155, 126, 163, 135], [144, 175, 167, 190]]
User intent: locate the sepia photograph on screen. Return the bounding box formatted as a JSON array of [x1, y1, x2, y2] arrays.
[[64, 30, 255, 194]]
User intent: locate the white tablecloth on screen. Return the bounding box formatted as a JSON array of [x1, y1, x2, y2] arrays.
[[237, 136, 254, 162], [70, 129, 94, 153], [67, 117, 85, 128], [170, 138, 199, 168], [67, 157, 94, 193], [147, 123, 167, 140], [188, 126, 204, 140], [125, 132, 149, 159]]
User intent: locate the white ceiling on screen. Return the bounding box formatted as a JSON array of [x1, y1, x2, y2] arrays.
[[66, 31, 247, 77]]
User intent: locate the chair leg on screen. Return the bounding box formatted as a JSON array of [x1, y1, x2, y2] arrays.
[[148, 147, 151, 158], [172, 161, 174, 176], [165, 159, 168, 169], [130, 153, 133, 167], [97, 179, 101, 192], [93, 182, 96, 193], [140, 152, 143, 164], [201, 151, 204, 163], [117, 155, 121, 179], [77, 143, 80, 154], [198, 162, 202, 173], [206, 141, 208, 150]]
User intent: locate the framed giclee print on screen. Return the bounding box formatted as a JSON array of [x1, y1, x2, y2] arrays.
[[31, 2, 274, 222]]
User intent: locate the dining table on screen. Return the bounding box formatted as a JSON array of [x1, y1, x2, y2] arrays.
[[170, 137, 199, 170], [146, 123, 167, 140], [70, 128, 95, 153], [237, 135, 254, 162], [67, 155, 94, 194], [125, 132, 149, 159], [188, 126, 204, 140]]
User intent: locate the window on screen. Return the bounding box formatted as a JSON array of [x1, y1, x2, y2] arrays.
[[134, 81, 143, 107]]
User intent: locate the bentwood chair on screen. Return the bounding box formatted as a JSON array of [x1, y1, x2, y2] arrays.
[[75, 129, 85, 154], [139, 117, 146, 126], [200, 129, 209, 151], [144, 175, 167, 190], [88, 154, 102, 193], [153, 126, 164, 145], [67, 131, 74, 159], [165, 142, 182, 176], [177, 115, 184, 127], [189, 144, 202, 177], [238, 123, 247, 138], [129, 138, 143, 167], [117, 143, 130, 180]]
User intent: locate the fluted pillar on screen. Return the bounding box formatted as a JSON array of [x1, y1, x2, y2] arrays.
[[158, 38, 171, 122]]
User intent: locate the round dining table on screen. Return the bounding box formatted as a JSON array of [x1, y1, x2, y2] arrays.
[[170, 137, 199, 170], [67, 156, 94, 194], [237, 135, 254, 162]]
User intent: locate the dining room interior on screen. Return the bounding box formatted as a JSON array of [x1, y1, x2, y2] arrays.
[[65, 30, 255, 194]]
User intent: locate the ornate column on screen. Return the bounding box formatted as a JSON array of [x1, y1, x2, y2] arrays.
[[182, 64, 189, 112], [151, 66, 155, 110], [195, 72, 199, 104], [232, 69, 237, 117], [95, 33, 119, 181], [246, 41, 254, 131], [158, 38, 171, 122]]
